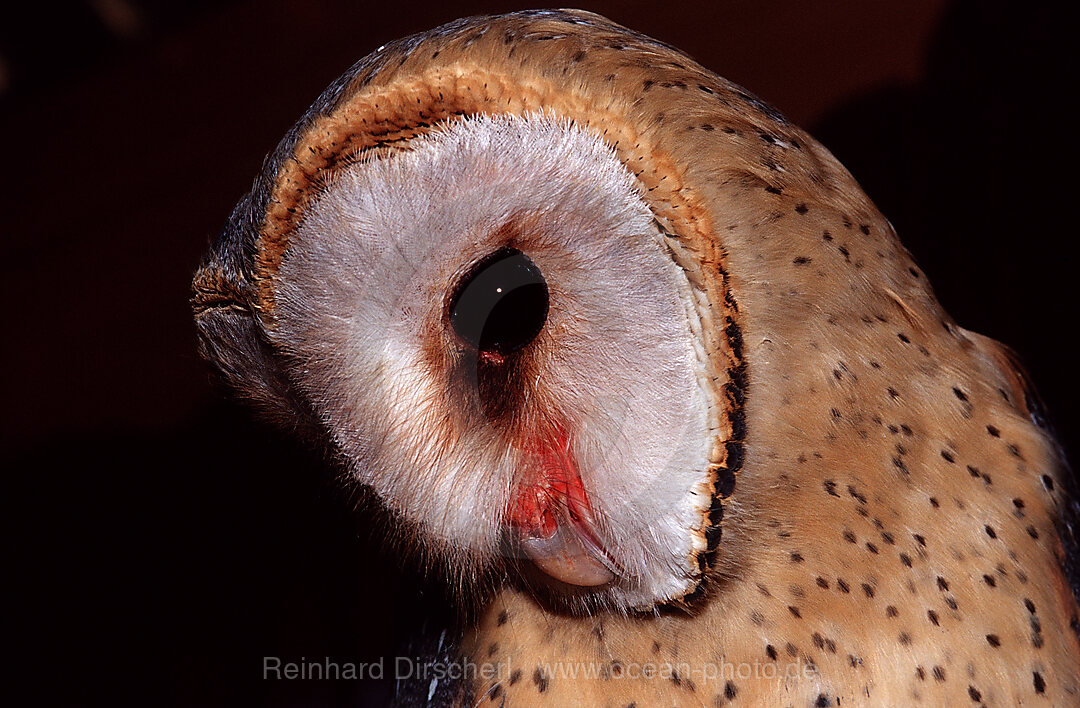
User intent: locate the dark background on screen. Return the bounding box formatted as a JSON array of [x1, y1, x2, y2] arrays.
[[3, 1, 1074, 705]]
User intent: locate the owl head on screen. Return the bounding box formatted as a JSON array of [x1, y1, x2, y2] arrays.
[[192, 10, 899, 611]]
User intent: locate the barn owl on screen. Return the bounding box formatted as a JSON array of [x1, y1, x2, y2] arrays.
[[192, 9, 1080, 706]]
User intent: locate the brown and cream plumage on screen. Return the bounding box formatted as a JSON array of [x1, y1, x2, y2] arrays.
[[192, 9, 1080, 706]]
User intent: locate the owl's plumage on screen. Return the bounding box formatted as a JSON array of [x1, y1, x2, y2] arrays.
[[193, 9, 1080, 706]]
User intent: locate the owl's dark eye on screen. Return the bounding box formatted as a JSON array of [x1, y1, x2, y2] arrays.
[[449, 248, 549, 356]]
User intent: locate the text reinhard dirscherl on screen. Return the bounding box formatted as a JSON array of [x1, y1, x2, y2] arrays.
[[263, 656, 819, 682]]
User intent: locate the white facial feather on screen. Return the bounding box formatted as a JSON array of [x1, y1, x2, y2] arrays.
[[271, 114, 712, 607]]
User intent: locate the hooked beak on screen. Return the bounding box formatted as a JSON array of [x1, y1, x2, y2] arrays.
[[505, 426, 620, 587]]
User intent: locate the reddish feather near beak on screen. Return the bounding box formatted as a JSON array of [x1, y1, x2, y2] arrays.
[[506, 424, 620, 586]]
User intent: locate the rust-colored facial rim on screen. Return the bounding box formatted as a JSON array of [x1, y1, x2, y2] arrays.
[[232, 12, 749, 605]]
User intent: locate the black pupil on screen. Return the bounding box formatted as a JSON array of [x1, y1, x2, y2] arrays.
[[449, 248, 548, 356]]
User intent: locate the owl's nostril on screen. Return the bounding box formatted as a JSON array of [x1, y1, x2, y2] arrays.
[[449, 247, 548, 356]]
